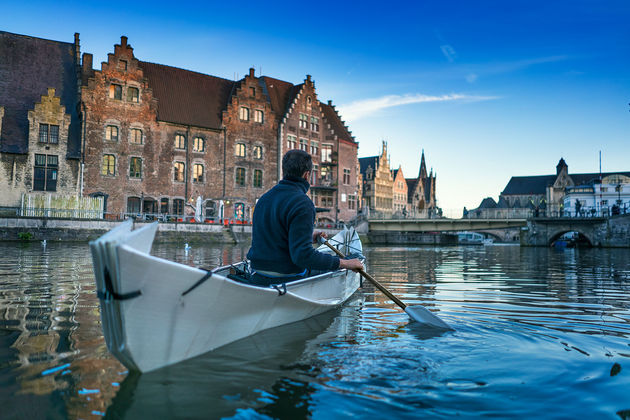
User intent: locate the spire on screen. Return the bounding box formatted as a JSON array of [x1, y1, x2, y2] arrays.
[[556, 157, 568, 176], [419, 149, 427, 179]]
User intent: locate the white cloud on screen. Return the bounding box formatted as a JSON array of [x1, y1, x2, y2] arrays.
[[440, 44, 457, 62], [338, 93, 499, 121]]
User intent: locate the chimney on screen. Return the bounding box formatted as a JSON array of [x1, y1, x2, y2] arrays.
[[82, 53, 93, 73], [327, 100, 332, 105], [121, 36, 128, 47], [249, 67, 255, 78], [306, 74, 312, 82]]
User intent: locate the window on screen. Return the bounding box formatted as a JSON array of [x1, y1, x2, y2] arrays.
[[320, 191, 334, 207], [193, 164, 204, 183], [300, 138, 308, 151], [348, 195, 356, 210], [38, 124, 59, 144], [118, 60, 127, 71], [127, 197, 141, 214], [106, 125, 119, 141], [321, 144, 332, 162], [130, 128, 143, 144], [601, 187, 608, 192], [299, 113, 308, 129], [310, 141, 318, 156], [235, 167, 246, 186], [311, 164, 319, 184], [321, 165, 330, 181], [128, 87, 139, 103], [235, 143, 246, 157], [287, 135, 297, 149], [253, 145, 262, 159], [254, 109, 264, 123], [33, 154, 58, 191], [343, 169, 351, 185], [101, 154, 116, 176], [310, 116, 319, 132], [253, 169, 262, 187], [174, 161, 185, 182], [129, 157, 142, 178], [250, 87, 256, 97], [239, 107, 250, 121], [175, 134, 186, 149], [160, 198, 169, 214], [193, 137, 205, 152], [173, 199, 184, 216], [109, 84, 122, 100]]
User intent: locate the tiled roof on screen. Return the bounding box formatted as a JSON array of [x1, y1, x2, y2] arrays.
[[359, 156, 379, 178], [478, 197, 497, 209], [0, 31, 81, 156], [139, 61, 235, 129], [501, 171, 630, 195], [321, 102, 354, 143], [261, 76, 297, 118]]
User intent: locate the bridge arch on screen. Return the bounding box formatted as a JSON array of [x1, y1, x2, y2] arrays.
[[548, 229, 593, 247]]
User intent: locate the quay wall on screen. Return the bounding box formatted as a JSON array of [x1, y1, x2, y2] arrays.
[[0, 217, 344, 244]]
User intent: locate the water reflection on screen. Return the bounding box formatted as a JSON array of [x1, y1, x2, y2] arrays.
[[1, 242, 629, 418]]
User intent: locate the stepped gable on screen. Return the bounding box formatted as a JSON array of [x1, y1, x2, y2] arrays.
[[139, 61, 235, 129], [261, 76, 297, 119], [0, 31, 81, 156], [321, 101, 355, 143]]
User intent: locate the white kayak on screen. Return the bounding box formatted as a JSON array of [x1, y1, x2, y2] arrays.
[[89, 219, 363, 373]]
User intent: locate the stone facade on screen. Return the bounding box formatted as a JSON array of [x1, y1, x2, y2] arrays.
[[360, 141, 394, 215], [392, 166, 408, 214]]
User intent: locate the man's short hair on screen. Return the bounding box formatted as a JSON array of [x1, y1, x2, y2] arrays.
[[282, 150, 313, 178]]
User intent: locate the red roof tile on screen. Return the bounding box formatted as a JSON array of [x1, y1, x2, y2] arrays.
[[139, 61, 235, 129]]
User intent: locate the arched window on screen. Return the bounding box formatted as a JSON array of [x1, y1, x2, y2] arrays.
[[193, 136, 205, 152], [235, 143, 246, 157], [105, 125, 119, 141], [174, 134, 186, 149], [174, 161, 185, 182], [239, 107, 249, 121], [253, 145, 262, 159], [101, 154, 116, 176], [253, 169, 263, 188], [130, 128, 143, 144], [235, 168, 246, 186], [193, 164, 204, 183]]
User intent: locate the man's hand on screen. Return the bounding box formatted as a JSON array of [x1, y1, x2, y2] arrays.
[[339, 258, 364, 272], [313, 231, 327, 244]]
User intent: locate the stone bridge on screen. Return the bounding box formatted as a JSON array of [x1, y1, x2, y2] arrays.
[[521, 214, 630, 247]]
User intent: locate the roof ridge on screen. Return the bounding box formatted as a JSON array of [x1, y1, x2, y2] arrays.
[[139, 60, 235, 83]]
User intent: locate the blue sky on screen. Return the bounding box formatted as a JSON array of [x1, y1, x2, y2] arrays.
[[3, 0, 629, 214]]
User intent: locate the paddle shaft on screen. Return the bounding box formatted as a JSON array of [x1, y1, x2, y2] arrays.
[[324, 241, 407, 310]]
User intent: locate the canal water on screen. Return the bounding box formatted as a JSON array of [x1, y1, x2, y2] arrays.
[[1, 241, 629, 419]]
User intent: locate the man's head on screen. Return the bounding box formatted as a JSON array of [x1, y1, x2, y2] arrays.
[[282, 150, 313, 179]]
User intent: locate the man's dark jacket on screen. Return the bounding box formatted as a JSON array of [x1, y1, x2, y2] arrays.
[[247, 176, 340, 274]]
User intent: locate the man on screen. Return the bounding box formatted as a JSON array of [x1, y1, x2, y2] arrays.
[[247, 150, 364, 286]]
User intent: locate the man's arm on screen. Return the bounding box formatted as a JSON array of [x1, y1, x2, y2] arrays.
[[339, 258, 364, 272]]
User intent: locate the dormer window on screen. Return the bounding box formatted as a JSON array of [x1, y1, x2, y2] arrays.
[[127, 87, 139, 103], [109, 84, 122, 100]]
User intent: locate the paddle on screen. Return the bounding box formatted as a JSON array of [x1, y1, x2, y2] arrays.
[[323, 240, 452, 330]]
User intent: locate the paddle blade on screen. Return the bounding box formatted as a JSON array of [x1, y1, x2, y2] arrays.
[[405, 306, 452, 330]]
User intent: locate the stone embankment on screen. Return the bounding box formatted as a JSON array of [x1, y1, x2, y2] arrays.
[[0, 217, 343, 244]]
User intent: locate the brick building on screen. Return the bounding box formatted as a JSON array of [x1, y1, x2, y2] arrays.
[[0, 31, 82, 206], [2, 32, 361, 222], [392, 165, 408, 214]]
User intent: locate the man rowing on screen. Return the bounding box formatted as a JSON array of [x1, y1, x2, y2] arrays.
[[247, 150, 364, 286]]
